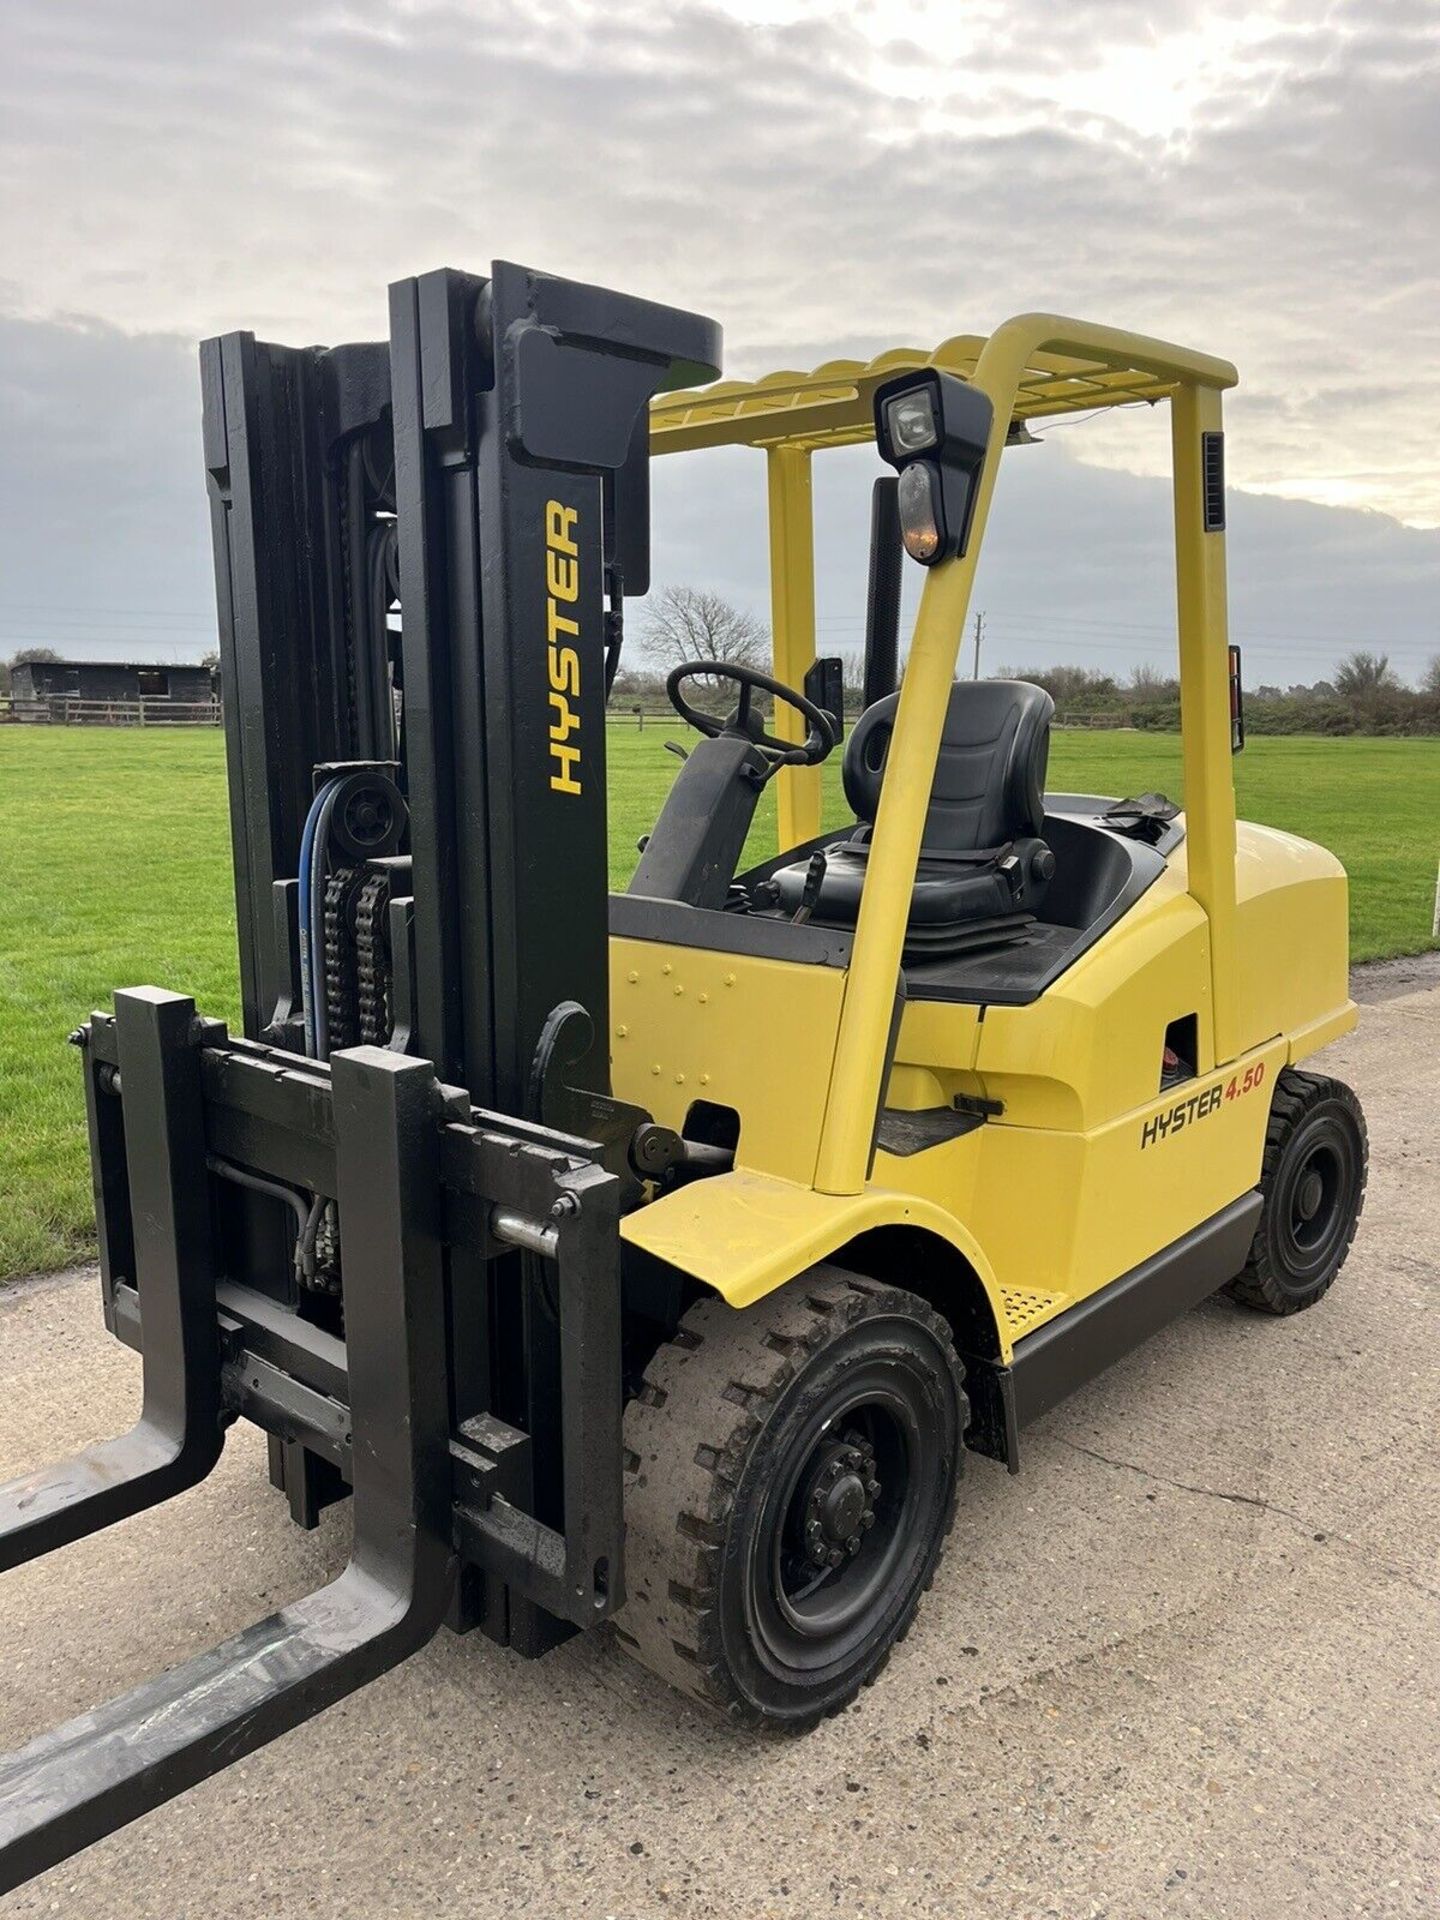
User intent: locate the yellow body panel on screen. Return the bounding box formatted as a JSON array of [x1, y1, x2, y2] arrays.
[[1232, 822, 1353, 1059], [621, 311, 1356, 1365], [610, 937, 846, 1187], [619, 1168, 1005, 1323], [615, 815, 1351, 1353]]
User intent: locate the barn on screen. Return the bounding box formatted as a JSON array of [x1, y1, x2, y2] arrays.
[[8, 658, 217, 720]]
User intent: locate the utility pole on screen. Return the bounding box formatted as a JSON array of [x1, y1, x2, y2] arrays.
[[971, 609, 985, 681]]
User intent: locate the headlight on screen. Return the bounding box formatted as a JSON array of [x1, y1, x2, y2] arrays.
[[872, 369, 995, 566], [884, 389, 939, 456]]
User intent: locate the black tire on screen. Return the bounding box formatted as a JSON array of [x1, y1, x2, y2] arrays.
[[615, 1266, 967, 1731], [1225, 1068, 1367, 1316]]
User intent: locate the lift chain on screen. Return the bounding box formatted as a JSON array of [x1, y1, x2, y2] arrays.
[[353, 868, 393, 1046], [322, 865, 360, 1052]]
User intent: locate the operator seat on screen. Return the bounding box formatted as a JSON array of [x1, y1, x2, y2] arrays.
[[768, 679, 1056, 958]]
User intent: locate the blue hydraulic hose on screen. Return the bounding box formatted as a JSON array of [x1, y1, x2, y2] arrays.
[[296, 777, 342, 1057], [307, 781, 345, 1059]]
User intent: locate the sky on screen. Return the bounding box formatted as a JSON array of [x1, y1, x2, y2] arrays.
[[1, 0, 1437, 685]]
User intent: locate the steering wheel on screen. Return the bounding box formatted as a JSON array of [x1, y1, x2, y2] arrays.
[[666, 661, 837, 768]]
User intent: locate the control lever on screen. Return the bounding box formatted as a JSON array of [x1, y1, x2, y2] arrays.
[[791, 850, 828, 926]]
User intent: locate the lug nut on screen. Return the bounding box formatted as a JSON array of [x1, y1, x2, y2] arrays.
[[846, 1534, 862, 1555], [827, 1547, 844, 1569], [860, 1511, 876, 1530], [865, 1477, 881, 1498]]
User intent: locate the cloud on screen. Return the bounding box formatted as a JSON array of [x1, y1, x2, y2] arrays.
[[651, 426, 1440, 687], [5, 313, 1434, 686], [1, 0, 1437, 525], [0, 316, 215, 659], [0, 2, 1436, 674]]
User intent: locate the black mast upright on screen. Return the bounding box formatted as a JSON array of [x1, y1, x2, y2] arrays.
[[201, 335, 395, 1039], [388, 263, 721, 1110]]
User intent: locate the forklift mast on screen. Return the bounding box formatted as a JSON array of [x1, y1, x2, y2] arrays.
[[0, 264, 721, 1891], [208, 263, 719, 1106]]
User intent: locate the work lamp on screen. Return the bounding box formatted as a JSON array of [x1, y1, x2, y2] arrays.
[[872, 370, 994, 565]]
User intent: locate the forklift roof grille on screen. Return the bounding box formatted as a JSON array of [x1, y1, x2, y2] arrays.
[[650, 332, 1216, 456]]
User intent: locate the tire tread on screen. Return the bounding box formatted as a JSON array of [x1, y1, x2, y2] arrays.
[[1225, 1068, 1367, 1315], [617, 1266, 964, 1729]]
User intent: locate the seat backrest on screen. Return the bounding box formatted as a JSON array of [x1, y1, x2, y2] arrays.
[[842, 679, 1055, 851]]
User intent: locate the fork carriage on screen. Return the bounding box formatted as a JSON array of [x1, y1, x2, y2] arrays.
[[2, 991, 623, 1884]]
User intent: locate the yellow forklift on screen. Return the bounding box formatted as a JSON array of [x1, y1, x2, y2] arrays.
[[614, 314, 1366, 1720], [0, 274, 1365, 1889]]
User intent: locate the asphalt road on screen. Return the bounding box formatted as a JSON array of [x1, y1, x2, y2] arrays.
[[2, 982, 1436, 1919]]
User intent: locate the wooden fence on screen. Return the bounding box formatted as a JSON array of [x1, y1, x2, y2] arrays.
[[0, 695, 223, 728], [3, 696, 1144, 735]]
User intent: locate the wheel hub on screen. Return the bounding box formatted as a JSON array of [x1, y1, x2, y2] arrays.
[[802, 1432, 881, 1571], [1295, 1165, 1325, 1222]]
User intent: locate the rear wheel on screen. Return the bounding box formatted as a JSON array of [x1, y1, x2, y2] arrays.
[[616, 1267, 966, 1730], [1226, 1068, 1367, 1316]]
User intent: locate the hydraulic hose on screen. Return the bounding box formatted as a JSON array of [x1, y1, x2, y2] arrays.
[[204, 1154, 319, 1284], [307, 780, 346, 1060], [296, 776, 343, 1057]]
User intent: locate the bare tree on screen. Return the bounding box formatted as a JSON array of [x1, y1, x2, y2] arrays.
[[640, 585, 768, 672], [1126, 662, 1179, 703], [1333, 650, 1397, 697]]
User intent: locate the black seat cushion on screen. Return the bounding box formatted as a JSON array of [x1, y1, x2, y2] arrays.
[[784, 844, 1028, 925], [769, 679, 1056, 956], [842, 679, 1053, 847]]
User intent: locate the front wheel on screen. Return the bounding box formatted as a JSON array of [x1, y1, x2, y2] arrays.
[[615, 1267, 967, 1730], [1226, 1068, 1367, 1315]]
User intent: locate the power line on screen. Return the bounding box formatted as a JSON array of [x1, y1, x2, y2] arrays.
[[814, 606, 1436, 649], [0, 602, 217, 622], [809, 607, 1436, 657]]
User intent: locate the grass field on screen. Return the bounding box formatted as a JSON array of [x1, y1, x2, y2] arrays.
[[2, 724, 1436, 1279]]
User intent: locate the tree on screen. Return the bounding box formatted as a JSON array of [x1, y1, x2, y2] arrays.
[[4, 646, 62, 695], [1333, 650, 1397, 697], [639, 585, 768, 672], [1422, 654, 1440, 697], [1126, 662, 1180, 703], [994, 663, 1119, 710]]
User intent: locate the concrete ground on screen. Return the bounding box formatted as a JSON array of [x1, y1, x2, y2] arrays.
[[2, 981, 1437, 1919]]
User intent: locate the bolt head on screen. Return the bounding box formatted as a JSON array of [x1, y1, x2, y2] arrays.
[[827, 1547, 844, 1568], [860, 1510, 876, 1531], [846, 1534, 862, 1555]]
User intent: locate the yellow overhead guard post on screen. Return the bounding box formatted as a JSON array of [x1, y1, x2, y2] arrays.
[[766, 445, 823, 848]]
